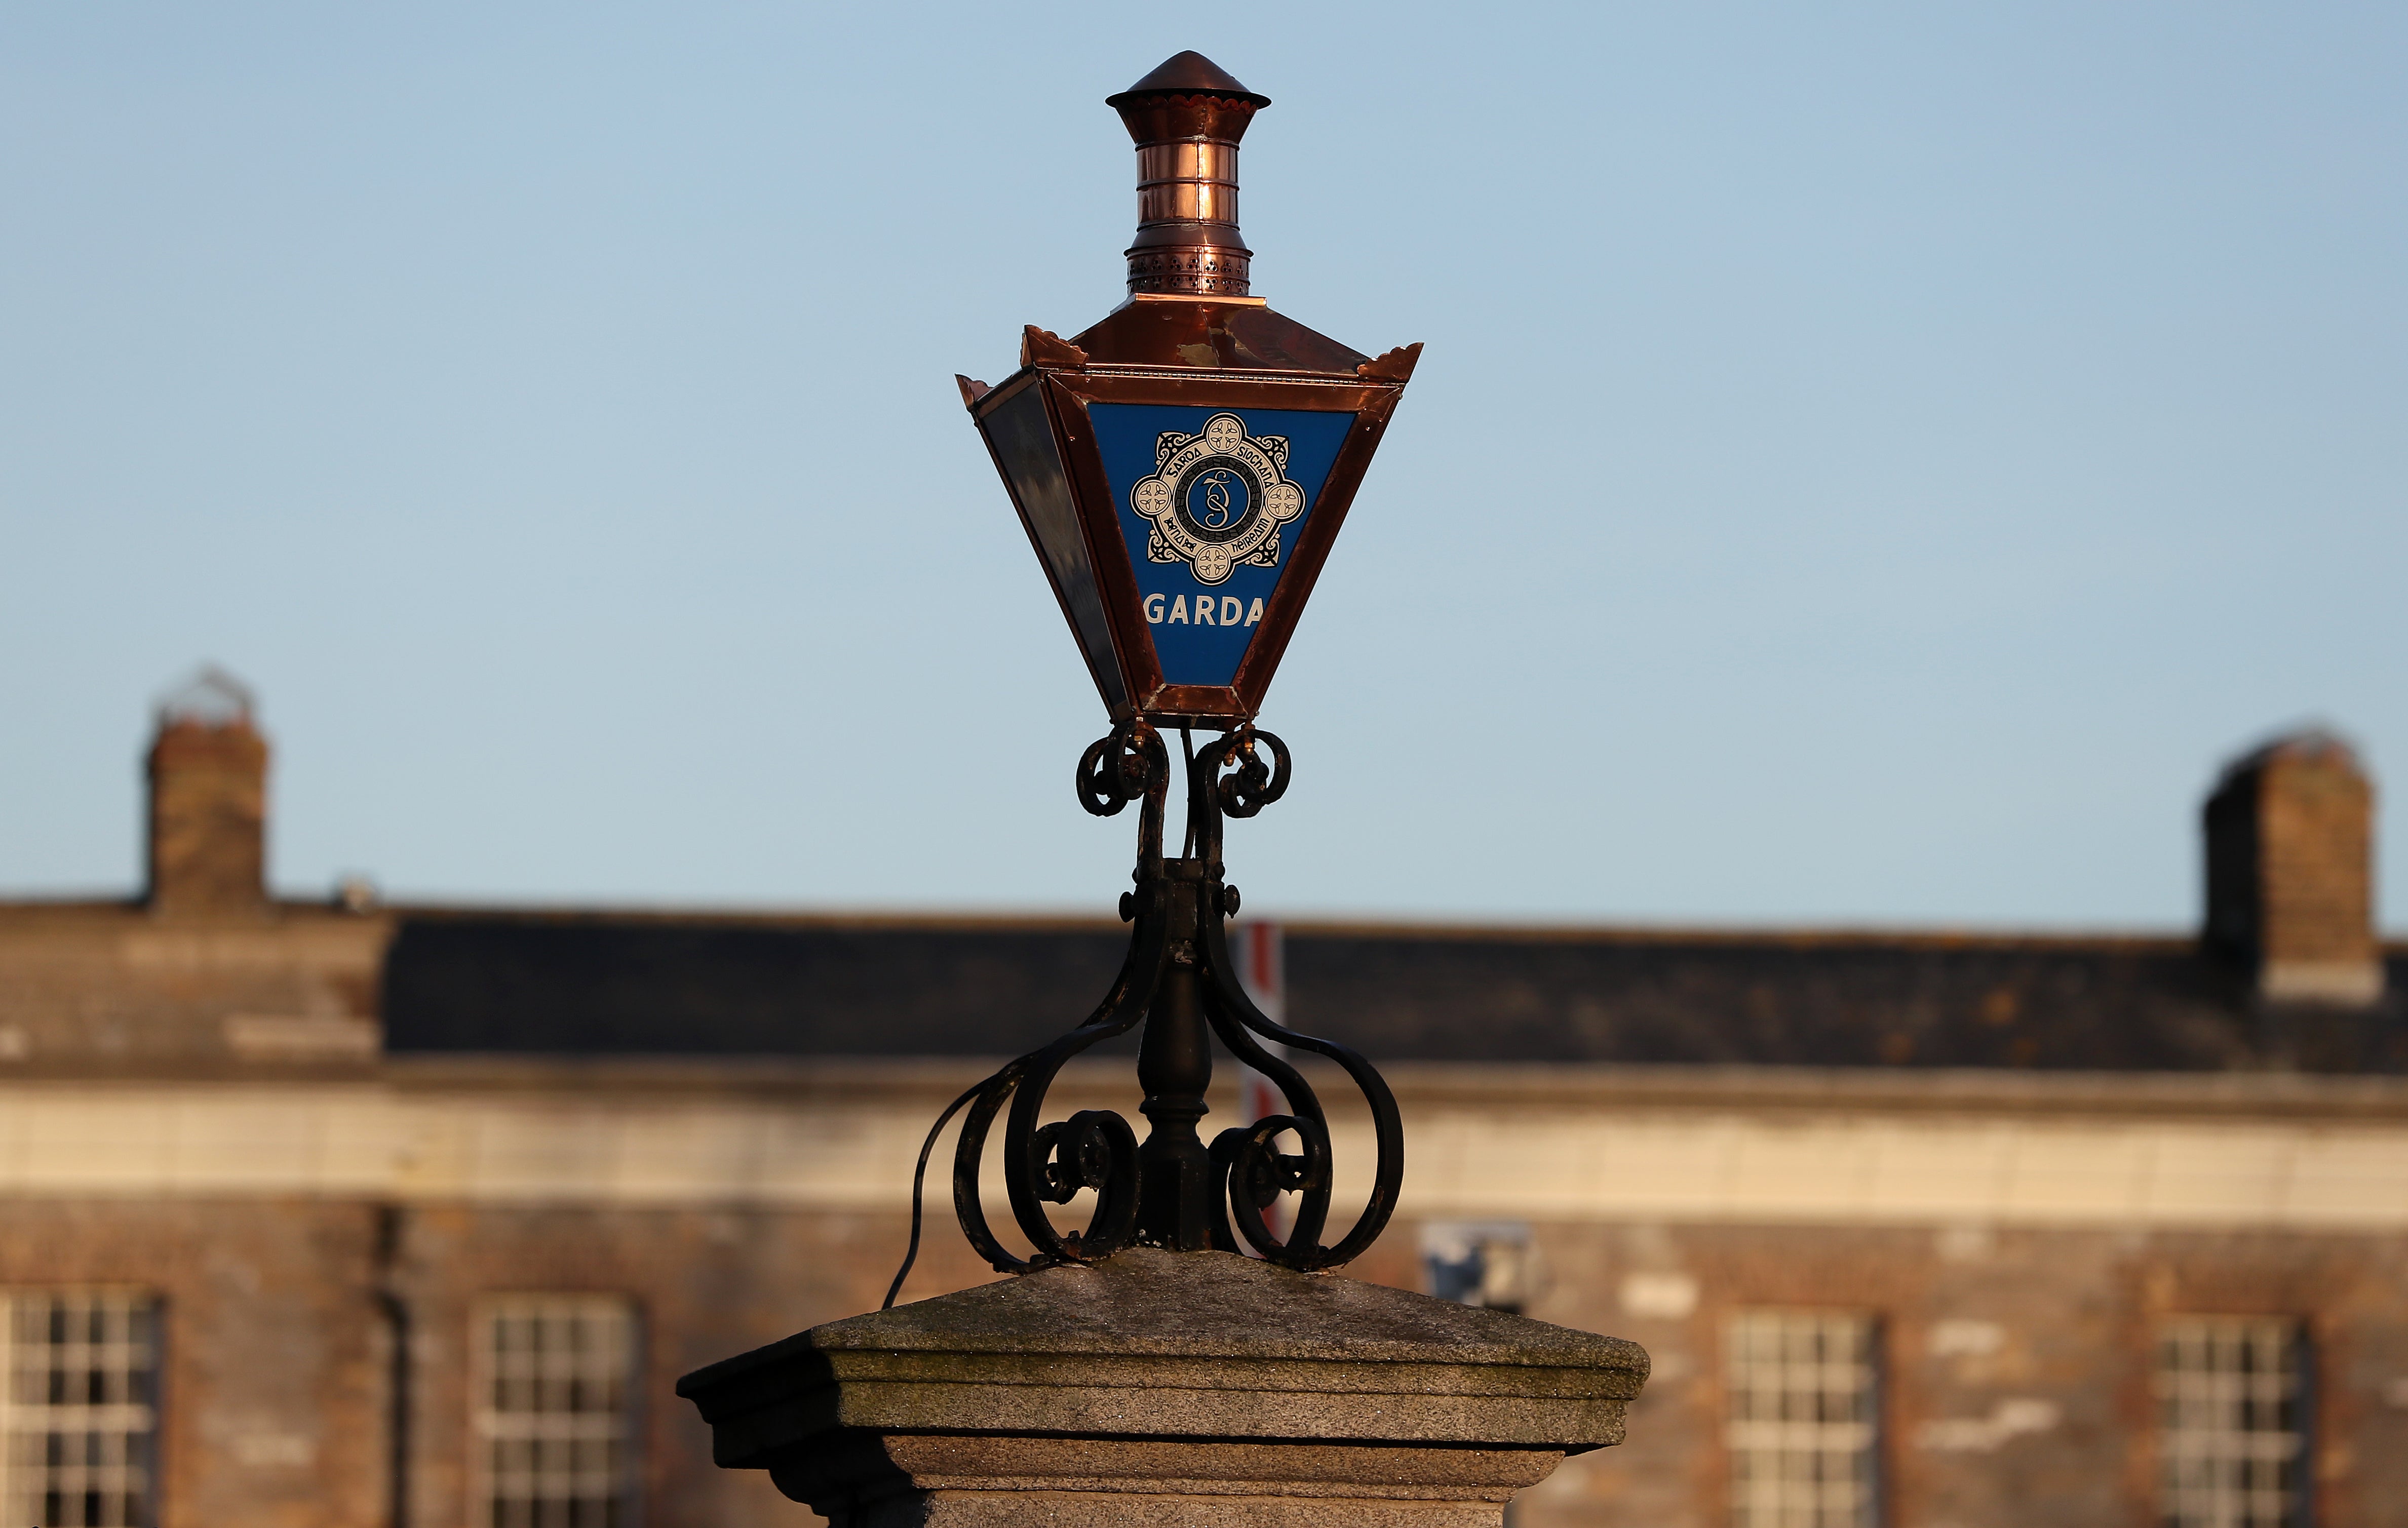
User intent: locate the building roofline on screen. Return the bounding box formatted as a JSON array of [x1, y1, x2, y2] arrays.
[[0, 893, 2400, 956]]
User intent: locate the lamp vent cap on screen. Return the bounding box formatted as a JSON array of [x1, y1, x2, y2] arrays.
[[1106, 52, 1269, 109]]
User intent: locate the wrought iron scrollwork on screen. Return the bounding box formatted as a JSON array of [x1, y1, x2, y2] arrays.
[[1210, 725, 1291, 820], [1188, 726, 1404, 1271], [1077, 719, 1166, 822], [883, 720, 1403, 1307]]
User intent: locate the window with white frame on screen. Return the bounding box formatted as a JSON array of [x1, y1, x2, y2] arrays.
[[1726, 1310, 1880, 1528], [0, 1289, 162, 1528], [2157, 1318, 2307, 1528], [476, 1296, 639, 1528]]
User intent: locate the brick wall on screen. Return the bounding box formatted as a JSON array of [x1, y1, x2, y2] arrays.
[[1495, 1218, 2408, 1528], [0, 906, 392, 1071], [0, 1200, 386, 1528]]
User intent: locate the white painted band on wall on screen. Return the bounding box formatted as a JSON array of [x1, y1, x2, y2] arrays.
[[0, 1074, 2404, 1231]]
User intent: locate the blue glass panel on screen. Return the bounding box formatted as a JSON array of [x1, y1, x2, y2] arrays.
[[1088, 405, 1356, 690]]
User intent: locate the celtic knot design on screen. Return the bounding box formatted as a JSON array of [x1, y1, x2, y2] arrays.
[[1129, 413, 1306, 585]]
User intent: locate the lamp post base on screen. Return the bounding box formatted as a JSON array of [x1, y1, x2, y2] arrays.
[[678, 1248, 1647, 1527]]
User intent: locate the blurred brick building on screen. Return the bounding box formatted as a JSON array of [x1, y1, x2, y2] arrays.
[[0, 675, 2399, 1528]]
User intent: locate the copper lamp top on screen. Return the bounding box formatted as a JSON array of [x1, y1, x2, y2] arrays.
[[1108, 52, 1267, 299], [1105, 50, 1270, 109]]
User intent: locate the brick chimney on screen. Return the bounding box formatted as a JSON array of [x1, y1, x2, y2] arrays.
[[2203, 730, 2383, 1006], [146, 668, 270, 918]]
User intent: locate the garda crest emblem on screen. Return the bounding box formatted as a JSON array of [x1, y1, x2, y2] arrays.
[[1129, 413, 1306, 585]]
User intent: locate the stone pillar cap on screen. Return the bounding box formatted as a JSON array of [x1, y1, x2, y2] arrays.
[[680, 1248, 1648, 1467]]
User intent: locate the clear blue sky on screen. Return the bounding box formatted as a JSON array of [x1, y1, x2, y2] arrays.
[[2, 3, 2400, 930]]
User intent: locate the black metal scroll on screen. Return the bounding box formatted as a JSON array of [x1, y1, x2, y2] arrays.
[[883, 721, 1403, 1307]]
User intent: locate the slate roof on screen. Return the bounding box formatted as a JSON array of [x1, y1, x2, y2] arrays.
[[381, 910, 2408, 1075]]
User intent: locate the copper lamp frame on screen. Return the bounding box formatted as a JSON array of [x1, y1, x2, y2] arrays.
[[961, 324, 1416, 727]]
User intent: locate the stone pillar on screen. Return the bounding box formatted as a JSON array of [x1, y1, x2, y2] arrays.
[[2203, 730, 2383, 1006], [678, 1248, 1646, 1526]]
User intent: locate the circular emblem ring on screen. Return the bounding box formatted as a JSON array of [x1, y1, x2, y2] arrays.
[[1172, 457, 1263, 544], [1130, 413, 1305, 586]]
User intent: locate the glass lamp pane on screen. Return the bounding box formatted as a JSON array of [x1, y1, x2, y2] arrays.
[[979, 377, 1130, 711]]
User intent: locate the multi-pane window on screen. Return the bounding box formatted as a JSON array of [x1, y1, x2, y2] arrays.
[[1727, 1310, 1880, 1528], [0, 1290, 162, 1528], [476, 1297, 639, 1528], [2157, 1318, 2307, 1528]]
